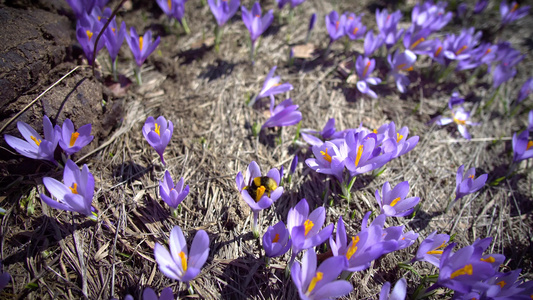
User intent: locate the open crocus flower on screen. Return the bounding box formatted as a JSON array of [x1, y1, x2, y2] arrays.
[[443, 27, 481, 62], [325, 11, 346, 43], [154, 226, 209, 284], [355, 56, 381, 99], [126, 27, 161, 67], [262, 99, 302, 129], [375, 181, 420, 217], [344, 13, 366, 40], [159, 170, 189, 211], [403, 27, 432, 55], [455, 164, 487, 201], [256, 66, 293, 101], [387, 50, 416, 93], [236, 161, 283, 236], [76, 13, 105, 66], [305, 140, 347, 182], [262, 221, 291, 258], [381, 121, 418, 159], [379, 278, 407, 300], [291, 249, 352, 300], [414, 231, 450, 267], [40, 159, 95, 216], [58, 118, 94, 156], [142, 116, 173, 165], [4, 115, 59, 164], [375, 9, 403, 49], [287, 199, 334, 259], [434, 107, 478, 140], [500, 1, 530, 25], [344, 131, 393, 177]]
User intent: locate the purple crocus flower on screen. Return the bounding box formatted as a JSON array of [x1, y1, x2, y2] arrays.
[[381, 121, 419, 159], [291, 249, 352, 300], [256, 66, 293, 101], [156, 0, 186, 21], [104, 20, 126, 64], [262, 99, 302, 129], [159, 170, 189, 210], [57, 118, 94, 156], [142, 116, 173, 165], [236, 161, 283, 235], [301, 118, 345, 147], [325, 11, 346, 43], [411, 1, 452, 33], [428, 37, 446, 65], [448, 92, 465, 110], [344, 131, 393, 177], [355, 56, 381, 99], [40, 159, 95, 216], [434, 107, 478, 140], [517, 78, 533, 103], [375, 181, 420, 217], [208, 0, 240, 26], [455, 164, 488, 201], [76, 16, 105, 65], [413, 231, 450, 267], [4, 115, 59, 164], [443, 28, 481, 61], [287, 199, 334, 257], [329, 215, 396, 272], [492, 46, 524, 88], [65, 0, 96, 19], [126, 27, 161, 67], [344, 13, 366, 40], [379, 278, 407, 300], [364, 31, 384, 57], [403, 27, 432, 55], [142, 287, 174, 300], [154, 226, 209, 283], [242, 3, 273, 44], [262, 221, 291, 258], [381, 224, 418, 252], [512, 130, 533, 162], [387, 50, 416, 93], [305, 140, 347, 182], [500, 1, 530, 25], [474, 0, 489, 14], [375, 9, 404, 48]]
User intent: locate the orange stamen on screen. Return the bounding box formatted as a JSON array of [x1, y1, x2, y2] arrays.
[[362, 61, 371, 77], [526, 141, 533, 150], [435, 46, 443, 57], [306, 272, 323, 294], [304, 219, 314, 236], [272, 233, 280, 243], [69, 132, 80, 147], [511, 3, 519, 13], [168, 0, 172, 10], [352, 27, 359, 35], [139, 36, 144, 51], [178, 251, 188, 271], [355, 145, 364, 167], [427, 241, 447, 255], [320, 148, 332, 163], [455, 45, 468, 56], [255, 186, 266, 202], [69, 183, 78, 194], [30, 136, 41, 146], [390, 197, 401, 207], [450, 264, 473, 279], [480, 256, 495, 263], [396, 132, 403, 143], [154, 123, 161, 136], [86, 30, 93, 41], [346, 236, 360, 260], [410, 37, 425, 49]]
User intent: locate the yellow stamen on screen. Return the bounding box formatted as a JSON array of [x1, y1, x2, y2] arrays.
[[320, 148, 332, 163], [139, 36, 144, 51], [390, 197, 401, 207], [450, 264, 473, 279], [255, 186, 266, 202], [455, 45, 468, 56], [112, 27, 116, 34], [480, 256, 495, 263], [527, 141, 533, 150], [427, 241, 447, 255], [362, 61, 371, 77], [307, 272, 323, 294], [178, 251, 188, 271], [154, 123, 161, 136], [304, 219, 314, 236], [484, 48, 491, 56], [86, 30, 93, 41], [69, 132, 80, 147], [355, 145, 364, 167], [346, 236, 360, 260], [435, 46, 443, 57], [469, 175, 475, 179], [373, 129, 378, 134], [511, 3, 519, 13], [396, 132, 404, 143], [98, 16, 101, 21], [352, 27, 359, 35], [453, 117, 466, 125], [410, 37, 425, 49], [69, 183, 78, 194], [272, 233, 280, 243], [30, 136, 41, 146], [497, 280, 506, 288], [168, 0, 172, 10]]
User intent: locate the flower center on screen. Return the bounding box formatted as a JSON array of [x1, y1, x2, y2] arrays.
[[480, 256, 495, 263], [335, 21, 339, 31], [511, 3, 519, 13], [352, 27, 359, 35], [497, 280, 506, 288], [303, 219, 314, 236], [410, 37, 425, 49], [396, 133, 404, 143], [468, 174, 475, 179], [272, 233, 280, 243], [434, 46, 443, 57], [306, 272, 323, 294], [362, 61, 371, 77], [255, 185, 266, 202], [178, 251, 188, 272], [346, 236, 360, 260], [396, 63, 414, 71], [154, 123, 161, 136], [320, 148, 332, 163], [426, 241, 446, 255], [527, 141, 533, 150], [355, 145, 364, 167], [139, 36, 144, 51], [69, 183, 79, 194], [453, 117, 466, 125], [86, 30, 93, 41], [455, 45, 468, 56], [30, 136, 41, 146], [69, 132, 80, 147], [390, 197, 401, 207], [450, 264, 473, 279]]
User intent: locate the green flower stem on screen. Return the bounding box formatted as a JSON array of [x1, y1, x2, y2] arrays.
[[214, 25, 222, 53], [252, 211, 260, 238], [340, 270, 353, 281], [250, 41, 255, 64], [342, 176, 357, 204], [187, 284, 194, 295], [180, 17, 191, 35], [134, 65, 142, 85]]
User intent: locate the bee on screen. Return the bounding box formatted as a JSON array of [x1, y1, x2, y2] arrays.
[[244, 176, 278, 202]]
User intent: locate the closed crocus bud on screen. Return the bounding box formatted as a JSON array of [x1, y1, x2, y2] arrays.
[[262, 221, 291, 258]]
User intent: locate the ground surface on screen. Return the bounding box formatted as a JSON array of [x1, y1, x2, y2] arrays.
[[0, 0, 532, 299]]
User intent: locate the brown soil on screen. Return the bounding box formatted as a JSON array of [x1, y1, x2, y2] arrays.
[[0, 0, 532, 299]]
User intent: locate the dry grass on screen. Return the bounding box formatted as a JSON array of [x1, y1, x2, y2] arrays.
[[1, 0, 532, 299]]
